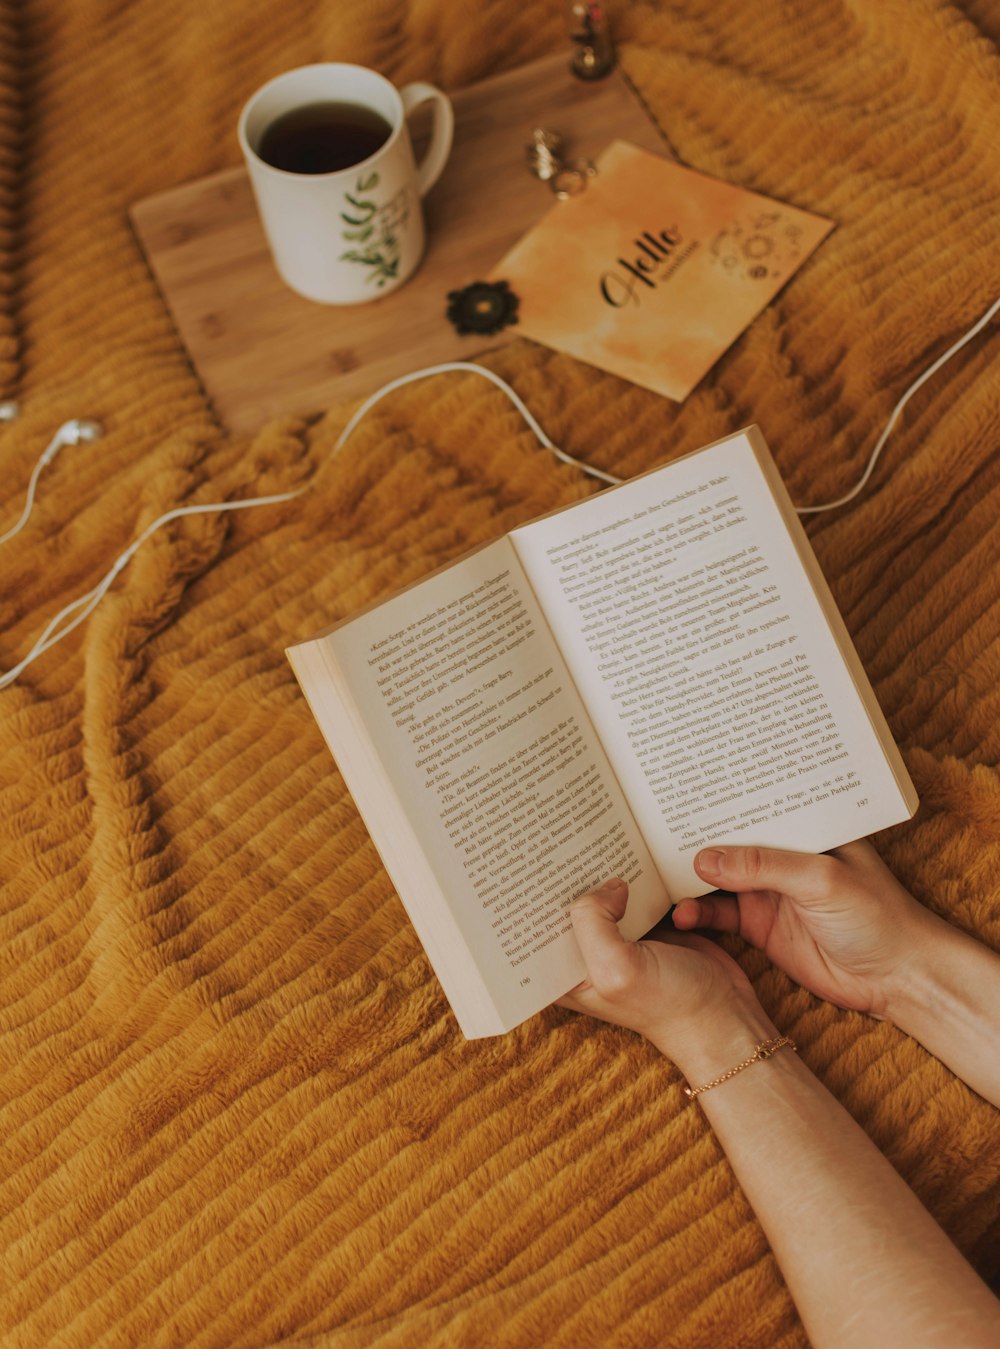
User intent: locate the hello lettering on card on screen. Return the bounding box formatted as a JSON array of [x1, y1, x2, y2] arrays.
[[600, 227, 699, 307]]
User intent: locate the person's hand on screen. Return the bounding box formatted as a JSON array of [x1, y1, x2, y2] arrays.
[[558, 877, 777, 1068], [671, 840, 937, 1021]]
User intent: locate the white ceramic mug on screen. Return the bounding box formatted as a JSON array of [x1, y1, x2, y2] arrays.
[[238, 63, 454, 305]]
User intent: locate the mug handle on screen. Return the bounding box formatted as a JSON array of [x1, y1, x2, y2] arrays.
[[400, 82, 455, 197]]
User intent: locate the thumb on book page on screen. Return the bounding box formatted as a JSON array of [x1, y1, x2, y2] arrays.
[[566, 877, 643, 997], [694, 846, 830, 899]]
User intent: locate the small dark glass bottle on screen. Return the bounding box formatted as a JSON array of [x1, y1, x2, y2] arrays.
[[568, 2, 616, 80]]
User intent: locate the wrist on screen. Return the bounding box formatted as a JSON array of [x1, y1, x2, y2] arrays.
[[884, 913, 998, 1042], [649, 989, 780, 1085]]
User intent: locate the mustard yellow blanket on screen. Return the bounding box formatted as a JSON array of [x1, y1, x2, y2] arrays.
[[1, 2, 997, 1345]]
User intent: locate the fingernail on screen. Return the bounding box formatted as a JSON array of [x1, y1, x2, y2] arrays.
[[697, 849, 725, 878], [595, 877, 626, 896]]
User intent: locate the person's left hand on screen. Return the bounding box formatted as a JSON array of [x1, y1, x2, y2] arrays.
[[557, 877, 772, 1065]]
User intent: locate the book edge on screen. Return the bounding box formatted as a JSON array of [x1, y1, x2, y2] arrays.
[[285, 636, 512, 1038]]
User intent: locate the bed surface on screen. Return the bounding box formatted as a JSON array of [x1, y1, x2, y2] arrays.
[[1, 2, 998, 1345]]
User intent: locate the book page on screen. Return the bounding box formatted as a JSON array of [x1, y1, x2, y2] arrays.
[[320, 536, 666, 1031], [512, 430, 913, 898]]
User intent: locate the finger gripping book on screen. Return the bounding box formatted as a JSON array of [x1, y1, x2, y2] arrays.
[[287, 426, 917, 1037]]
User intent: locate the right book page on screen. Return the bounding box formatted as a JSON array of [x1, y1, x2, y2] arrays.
[[511, 426, 917, 899]]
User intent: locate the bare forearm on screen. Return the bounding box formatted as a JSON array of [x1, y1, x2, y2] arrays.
[[662, 1015, 1000, 1349], [886, 920, 1000, 1106]]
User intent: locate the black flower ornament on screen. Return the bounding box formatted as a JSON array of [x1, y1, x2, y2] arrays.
[[445, 279, 520, 337]]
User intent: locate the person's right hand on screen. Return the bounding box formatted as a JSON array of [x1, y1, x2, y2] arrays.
[[671, 840, 940, 1022]]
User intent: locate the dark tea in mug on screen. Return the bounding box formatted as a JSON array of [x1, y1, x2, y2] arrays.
[[258, 101, 393, 174]]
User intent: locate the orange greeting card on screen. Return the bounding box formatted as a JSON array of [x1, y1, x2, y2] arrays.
[[493, 141, 834, 401]]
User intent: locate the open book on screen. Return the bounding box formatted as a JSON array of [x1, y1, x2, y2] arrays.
[[287, 427, 917, 1037]]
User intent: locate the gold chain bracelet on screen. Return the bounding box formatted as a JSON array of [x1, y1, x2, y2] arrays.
[[683, 1036, 797, 1100]]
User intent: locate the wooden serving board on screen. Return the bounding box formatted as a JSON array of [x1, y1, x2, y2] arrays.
[[130, 53, 671, 436]]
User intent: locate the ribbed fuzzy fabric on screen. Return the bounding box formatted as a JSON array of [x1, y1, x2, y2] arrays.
[[1, 2, 998, 1345]]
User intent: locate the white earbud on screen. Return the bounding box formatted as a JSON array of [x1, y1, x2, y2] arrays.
[[60, 418, 103, 445], [39, 418, 103, 466], [0, 416, 105, 543]]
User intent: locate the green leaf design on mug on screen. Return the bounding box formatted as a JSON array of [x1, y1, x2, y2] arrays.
[[344, 193, 376, 213], [338, 247, 400, 286], [338, 169, 401, 288]]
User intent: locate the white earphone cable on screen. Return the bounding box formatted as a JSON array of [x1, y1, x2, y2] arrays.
[[333, 360, 624, 487], [0, 452, 48, 546], [0, 418, 103, 545], [0, 488, 309, 688], [795, 293, 1000, 514], [0, 294, 996, 689]]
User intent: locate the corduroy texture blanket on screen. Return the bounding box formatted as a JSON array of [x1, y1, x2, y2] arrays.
[[1, 2, 998, 1345]]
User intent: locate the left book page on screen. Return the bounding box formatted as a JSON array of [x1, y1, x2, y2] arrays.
[[287, 535, 666, 1038]]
